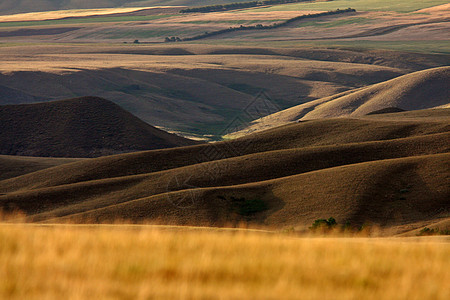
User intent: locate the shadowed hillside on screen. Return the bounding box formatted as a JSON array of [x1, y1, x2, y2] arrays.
[[0, 85, 45, 105], [0, 96, 199, 157], [0, 155, 83, 181], [1, 109, 448, 234]]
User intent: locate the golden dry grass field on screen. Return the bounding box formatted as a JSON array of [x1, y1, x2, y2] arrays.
[[0, 224, 449, 300]]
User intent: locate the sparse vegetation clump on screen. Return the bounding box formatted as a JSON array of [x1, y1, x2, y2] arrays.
[[310, 217, 338, 231], [418, 227, 450, 236], [217, 195, 269, 216], [165, 36, 182, 42], [232, 196, 268, 216]]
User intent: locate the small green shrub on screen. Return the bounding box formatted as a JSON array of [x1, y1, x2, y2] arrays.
[[310, 217, 337, 230]]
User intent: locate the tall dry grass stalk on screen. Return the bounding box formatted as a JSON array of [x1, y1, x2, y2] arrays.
[[0, 223, 448, 299]]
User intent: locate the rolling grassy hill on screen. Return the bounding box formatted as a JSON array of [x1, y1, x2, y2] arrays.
[[227, 66, 450, 136], [0, 96, 199, 157], [1, 109, 448, 234], [301, 66, 450, 119]]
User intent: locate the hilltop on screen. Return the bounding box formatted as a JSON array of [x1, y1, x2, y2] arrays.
[[0, 96, 199, 157]]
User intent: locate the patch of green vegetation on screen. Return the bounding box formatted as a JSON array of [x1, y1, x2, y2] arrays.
[[249, 0, 449, 13], [296, 17, 373, 28], [0, 14, 174, 28], [309, 217, 337, 231], [218, 195, 269, 216]]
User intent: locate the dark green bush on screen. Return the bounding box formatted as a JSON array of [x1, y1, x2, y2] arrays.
[[237, 198, 268, 216], [218, 196, 268, 216], [310, 217, 338, 230]]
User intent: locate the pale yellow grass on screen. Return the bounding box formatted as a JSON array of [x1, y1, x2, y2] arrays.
[[0, 224, 448, 300], [0, 7, 179, 22], [416, 3, 450, 13]]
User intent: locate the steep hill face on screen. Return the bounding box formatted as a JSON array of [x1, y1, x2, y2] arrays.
[[0, 96, 199, 157], [227, 66, 450, 137], [0, 109, 448, 235]]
